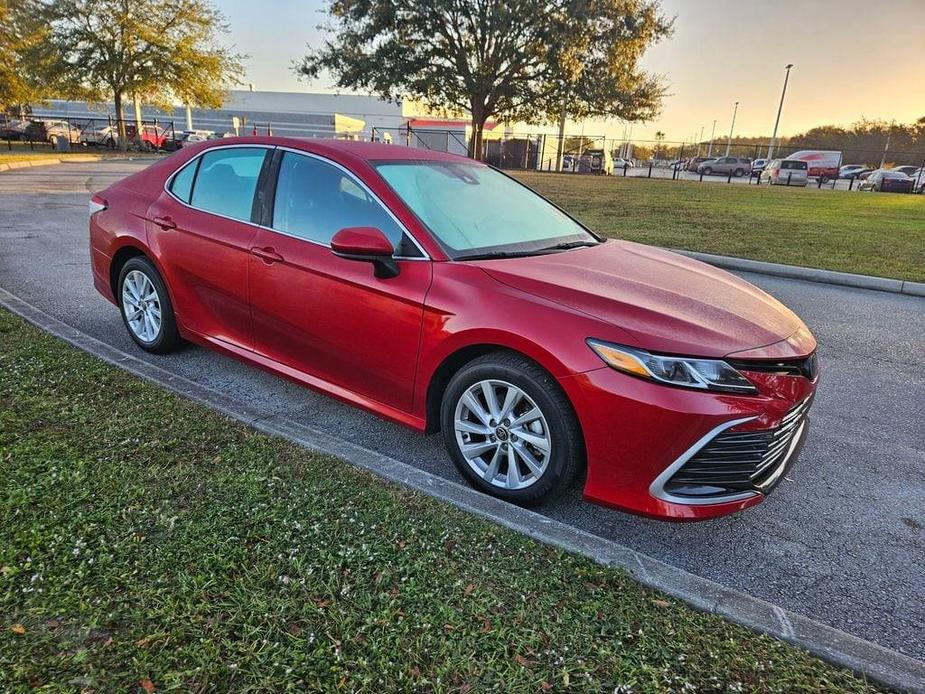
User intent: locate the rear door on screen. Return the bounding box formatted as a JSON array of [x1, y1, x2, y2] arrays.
[[146, 145, 272, 350], [247, 149, 432, 411]]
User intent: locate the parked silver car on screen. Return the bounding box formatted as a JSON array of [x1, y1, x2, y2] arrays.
[[697, 156, 751, 177], [761, 159, 808, 186]]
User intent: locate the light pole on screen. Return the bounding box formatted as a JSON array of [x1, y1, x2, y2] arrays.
[[725, 101, 739, 156], [707, 119, 717, 157], [768, 64, 793, 159], [696, 126, 704, 156]]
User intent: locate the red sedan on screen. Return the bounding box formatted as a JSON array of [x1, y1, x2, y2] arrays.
[[89, 138, 819, 520]]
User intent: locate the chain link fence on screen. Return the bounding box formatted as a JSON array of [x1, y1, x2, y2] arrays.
[[0, 114, 180, 153]]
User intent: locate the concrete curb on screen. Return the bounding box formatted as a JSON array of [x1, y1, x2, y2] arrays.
[[673, 249, 925, 297], [1, 286, 923, 693], [0, 154, 102, 172]]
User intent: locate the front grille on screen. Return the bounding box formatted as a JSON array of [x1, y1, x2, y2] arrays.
[[664, 398, 812, 499]]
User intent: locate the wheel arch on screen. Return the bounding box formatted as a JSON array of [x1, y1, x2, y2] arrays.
[[108, 241, 178, 319], [422, 340, 581, 440]]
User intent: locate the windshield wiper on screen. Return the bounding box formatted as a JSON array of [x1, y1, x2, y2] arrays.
[[454, 250, 543, 261], [455, 240, 601, 262], [535, 240, 601, 252]]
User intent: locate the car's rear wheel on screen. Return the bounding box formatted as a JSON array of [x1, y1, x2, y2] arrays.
[[118, 256, 181, 354], [733, 168, 745, 177], [441, 352, 583, 505], [702, 167, 712, 176]]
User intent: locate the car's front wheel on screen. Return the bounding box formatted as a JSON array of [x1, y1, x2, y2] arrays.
[[441, 352, 583, 505], [701, 167, 712, 176], [118, 256, 181, 354]]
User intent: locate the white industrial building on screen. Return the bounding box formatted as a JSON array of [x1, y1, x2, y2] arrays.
[[27, 89, 562, 164]]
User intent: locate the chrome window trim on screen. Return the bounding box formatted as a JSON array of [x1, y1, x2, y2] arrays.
[[162, 142, 430, 261], [648, 416, 760, 506]]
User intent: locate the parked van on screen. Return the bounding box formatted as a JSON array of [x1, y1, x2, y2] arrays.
[[785, 150, 841, 182], [763, 159, 809, 186]]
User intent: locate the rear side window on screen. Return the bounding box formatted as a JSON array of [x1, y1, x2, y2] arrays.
[[190, 148, 268, 222], [781, 160, 808, 170], [169, 159, 198, 203]]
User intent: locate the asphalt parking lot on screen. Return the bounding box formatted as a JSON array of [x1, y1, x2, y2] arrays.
[[1, 161, 923, 661]]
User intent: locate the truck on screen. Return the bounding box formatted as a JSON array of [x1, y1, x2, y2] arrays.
[[784, 150, 842, 183]]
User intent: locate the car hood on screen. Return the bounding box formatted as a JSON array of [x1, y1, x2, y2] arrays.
[[474, 240, 814, 358]]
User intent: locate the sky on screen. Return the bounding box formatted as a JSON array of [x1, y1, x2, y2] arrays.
[[214, 0, 925, 143]]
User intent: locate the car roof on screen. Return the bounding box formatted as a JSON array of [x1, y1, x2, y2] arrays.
[[201, 136, 479, 166]]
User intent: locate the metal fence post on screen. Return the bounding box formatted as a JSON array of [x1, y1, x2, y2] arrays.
[[848, 176, 854, 191], [817, 176, 823, 189], [787, 172, 792, 186], [623, 162, 628, 177], [648, 161, 653, 178], [727, 168, 733, 184]]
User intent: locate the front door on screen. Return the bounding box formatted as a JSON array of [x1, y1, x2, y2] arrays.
[[248, 150, 432, 411]]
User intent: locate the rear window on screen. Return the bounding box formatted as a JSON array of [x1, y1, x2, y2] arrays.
[[781, 160, 808, 170]]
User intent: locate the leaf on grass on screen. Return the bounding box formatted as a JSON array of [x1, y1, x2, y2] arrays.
[[444, 539, 457, 552], [287, 623, 302, 636], [652, 599, 671, 608], [514, 654, 533, 668], [463, 583, 476, 595], [139, 677, 155, 693], [10, 624, 26, 635], [479, 618, 492, 634]]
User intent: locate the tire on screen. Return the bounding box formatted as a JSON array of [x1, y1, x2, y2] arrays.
[[702, 167, 712, 176], [441, 352, 584, 505], [117, 256, 182, 354], [733, 168, 745, 177]]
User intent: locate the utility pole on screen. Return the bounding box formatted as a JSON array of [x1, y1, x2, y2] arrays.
[[697, 126, 704, 156], [707, 119, 717, 157], [725, 102, 739, 156], [768, 64, 793, 159]]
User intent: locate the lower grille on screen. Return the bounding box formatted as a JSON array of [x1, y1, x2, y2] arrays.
[[664, 398, 812, 500]]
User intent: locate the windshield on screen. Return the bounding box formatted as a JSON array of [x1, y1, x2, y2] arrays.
[[374, 161, 598, 259], [781, 160, 808, 170]]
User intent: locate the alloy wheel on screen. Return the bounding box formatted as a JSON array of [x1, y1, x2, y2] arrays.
[[121, 269, 162, 343], [453, 379, 552, 490]]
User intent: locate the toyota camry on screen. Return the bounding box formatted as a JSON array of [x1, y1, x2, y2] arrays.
[[89, 138, 819, 520]]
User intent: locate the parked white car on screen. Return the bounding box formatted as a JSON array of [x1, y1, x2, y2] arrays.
[[80, 125, 119, 147], [762, 159, 809, 186]]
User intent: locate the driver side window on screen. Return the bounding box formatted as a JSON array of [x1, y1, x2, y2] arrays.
[[272, 152, 420, 256]]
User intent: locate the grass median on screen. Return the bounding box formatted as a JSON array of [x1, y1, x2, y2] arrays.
[[0, 308, 884, 692], [515, 172, 925, 283]]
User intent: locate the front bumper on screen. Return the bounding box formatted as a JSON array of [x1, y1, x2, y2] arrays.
[[560, 363, 817, 521]]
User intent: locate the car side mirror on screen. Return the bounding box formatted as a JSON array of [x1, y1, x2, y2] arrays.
[[330, 226, 399, 279]]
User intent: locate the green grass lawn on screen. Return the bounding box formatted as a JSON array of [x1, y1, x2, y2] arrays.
[[0, 309, 884, 693], [515, 172, 925, 283]]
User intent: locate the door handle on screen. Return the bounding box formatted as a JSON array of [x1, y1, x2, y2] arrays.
[[250, 246, 284, 264], [152, 215, 176, 230]]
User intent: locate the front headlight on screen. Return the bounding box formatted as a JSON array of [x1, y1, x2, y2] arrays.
[[587, 339, 758, 394]]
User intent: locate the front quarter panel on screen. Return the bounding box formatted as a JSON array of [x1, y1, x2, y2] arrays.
[[415, 262, 636, 416]]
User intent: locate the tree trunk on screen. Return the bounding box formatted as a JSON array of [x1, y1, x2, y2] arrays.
[[468, 100, 488, 161], [113, 90, 127, 151]]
